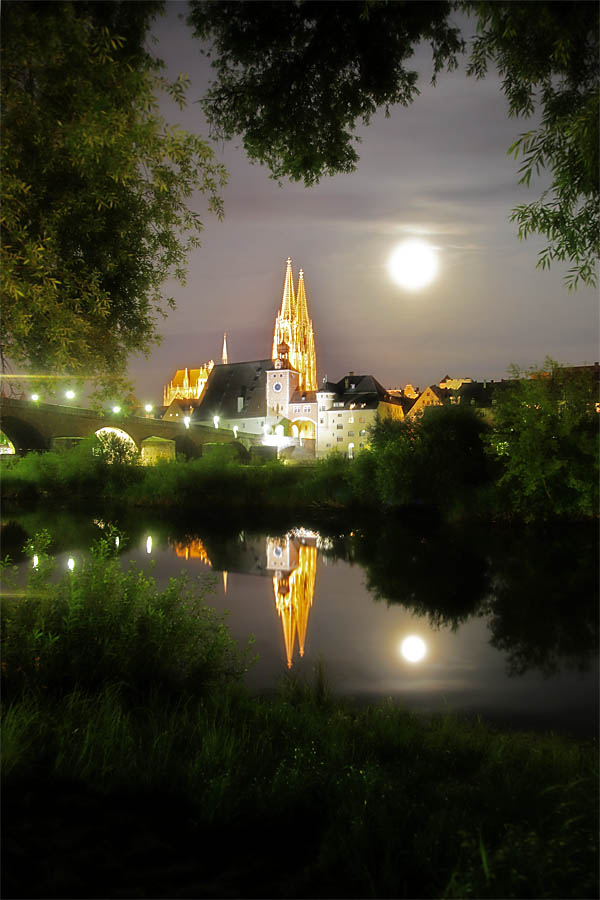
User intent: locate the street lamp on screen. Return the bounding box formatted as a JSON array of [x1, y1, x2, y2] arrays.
[[112, 405, 121, 414], [233, 425, 238, 439], [65, 390, 75, 400], [213, 415, 220, 429], [30, 393, 39, 402], [144, 403, 153, 414], [183, 416, 190, 429]]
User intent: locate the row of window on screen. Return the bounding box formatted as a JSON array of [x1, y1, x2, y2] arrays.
[[324, 442, 366, 450]]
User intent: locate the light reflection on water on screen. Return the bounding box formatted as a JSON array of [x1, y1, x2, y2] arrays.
[[4, 513, 598, 737]]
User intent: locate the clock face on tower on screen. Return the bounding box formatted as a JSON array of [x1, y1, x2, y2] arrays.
[[274, 359, 282, 369], [273, 382, 282, 392]]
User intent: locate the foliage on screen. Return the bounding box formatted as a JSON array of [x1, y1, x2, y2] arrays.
[[487, 358, 599, 520], [189, 0, 599, 286], [94, 431, 140, 465], [1, 529, 254, 700], [1, 1, 227, 395], [188, 0, 463, 186], [465, 1, 599, 289], [2, 673, 597, 899], [368, 405, 493, 513]]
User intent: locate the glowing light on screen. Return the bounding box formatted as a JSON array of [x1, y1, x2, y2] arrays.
[[388, 240, 439, 290], [30, 393, 39, 402], [144, 404, 153, 413], [112, 405, 121, 414], [400, 635, 427, 663], [115, 536, 120, 548], [233, 426, 238, 438], [213, 415, 220, 428], [146, 536, 152, 554], [183, 416, 190, 428], [67, 557, 75, 571], [65, 390, 75, 400], [32, 554, 39, 568]]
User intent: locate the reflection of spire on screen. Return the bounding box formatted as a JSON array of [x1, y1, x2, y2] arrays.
[[273, 544, 317, 668], [170, 538, 212, 566], [222, 570, 228, 594], [222, 332, 228, 365]]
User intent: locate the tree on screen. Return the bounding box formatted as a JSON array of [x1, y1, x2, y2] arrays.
[[369, 405, 492, 512], [488, 358, 599, 520], [465, 1, 599, 289], [1, 1, 227, 397], [188, 0, 599, 288]]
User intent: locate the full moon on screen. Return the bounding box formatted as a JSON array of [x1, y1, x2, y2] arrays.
[[388, 240, 439, 290], [400, 635, 427, 663]]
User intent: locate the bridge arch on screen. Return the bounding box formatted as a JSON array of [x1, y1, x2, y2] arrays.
[[95, 427, 139, 462], [0, 416, 48, 453]]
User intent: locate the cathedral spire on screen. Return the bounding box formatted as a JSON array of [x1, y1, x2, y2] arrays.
[[295, 269, 309, 326], [281, 257, 295, 320], [272, 257, 317, 391], [222, 332, 228, 365]]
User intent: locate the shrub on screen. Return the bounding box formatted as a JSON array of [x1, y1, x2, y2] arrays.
[[1, 529, 255, 700]]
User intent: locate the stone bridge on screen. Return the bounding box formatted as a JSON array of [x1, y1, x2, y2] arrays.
[[0, 397, 261, 457]]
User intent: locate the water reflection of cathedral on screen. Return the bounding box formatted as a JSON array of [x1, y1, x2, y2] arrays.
[[169, 532, 318, 668], [268, 536, 317, 668]]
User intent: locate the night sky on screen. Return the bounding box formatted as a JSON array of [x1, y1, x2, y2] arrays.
[[129, 1, 599, 403]]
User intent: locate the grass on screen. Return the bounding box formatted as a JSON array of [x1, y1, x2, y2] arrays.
[[1, 540, 598, 898], [3, 679, 597, 899]]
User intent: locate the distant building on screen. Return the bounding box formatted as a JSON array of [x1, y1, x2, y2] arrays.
[[163, 362, 214, 406], [315, 373, 404, 458]]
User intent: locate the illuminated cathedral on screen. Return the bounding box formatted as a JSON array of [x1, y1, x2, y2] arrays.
[[272, 258, 317, 391]]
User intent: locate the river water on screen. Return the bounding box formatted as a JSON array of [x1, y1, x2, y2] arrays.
[[2, 507, 598, 738]]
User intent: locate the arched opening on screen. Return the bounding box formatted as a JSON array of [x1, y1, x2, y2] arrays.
[[0, 430, 16, 455], [0, 417, 48, 453], [94, 427, 139, 463], [291, 419, 315, 440]]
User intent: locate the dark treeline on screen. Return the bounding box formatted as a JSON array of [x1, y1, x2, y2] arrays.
[[2, 361, 598, 522]]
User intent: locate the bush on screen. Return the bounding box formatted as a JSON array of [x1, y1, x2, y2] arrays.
[[1, 529, 255, 700]]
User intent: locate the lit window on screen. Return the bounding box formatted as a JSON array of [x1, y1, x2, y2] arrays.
[[359, 429, 367, 436], [348, 416, 354, 423]]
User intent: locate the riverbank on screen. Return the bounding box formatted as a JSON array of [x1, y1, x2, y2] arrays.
[[2, 545, 598, 899]]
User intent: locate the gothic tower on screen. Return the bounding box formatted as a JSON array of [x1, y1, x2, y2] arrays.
[[272, 258, 317, 391]]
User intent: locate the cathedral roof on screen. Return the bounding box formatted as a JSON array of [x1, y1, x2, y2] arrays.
[[192, 359, 272, 420]]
